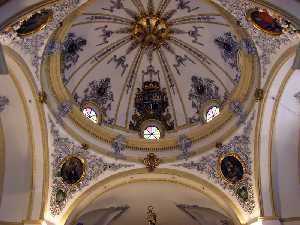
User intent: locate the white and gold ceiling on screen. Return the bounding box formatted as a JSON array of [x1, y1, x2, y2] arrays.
[[0, 0, 300, 225]]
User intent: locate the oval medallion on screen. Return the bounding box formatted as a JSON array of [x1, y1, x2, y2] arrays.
[[219, 154, 244, 183], [236, 185, 249, 202], [60, 156, 85, 184], [55, 189, 67, 203], [16, 9, 53, 36], [248, 9, 283, 35]]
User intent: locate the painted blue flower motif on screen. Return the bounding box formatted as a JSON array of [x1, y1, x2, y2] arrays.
[[215, 32, 239, 71], [62, 33, 87, 71]]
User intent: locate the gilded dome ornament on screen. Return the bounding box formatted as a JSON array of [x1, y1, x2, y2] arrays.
[[131, 15, 170, 50], [144, 153, 160, 171]]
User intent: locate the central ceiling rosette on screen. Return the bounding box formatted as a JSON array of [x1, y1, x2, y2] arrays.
[[48, 0, 258, 151]]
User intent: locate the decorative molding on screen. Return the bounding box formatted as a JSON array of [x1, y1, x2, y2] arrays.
[[0, 96, 9, 112], [48, 117, 133, 216], [173, 112, 257, 213], [144, 153, 160, 171]]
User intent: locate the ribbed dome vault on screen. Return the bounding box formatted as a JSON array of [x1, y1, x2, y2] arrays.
[[48, 0, 259, 153]]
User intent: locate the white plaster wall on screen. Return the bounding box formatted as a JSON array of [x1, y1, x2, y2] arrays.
[[0, 74, 31, 221], [272, 69, 300, 218]]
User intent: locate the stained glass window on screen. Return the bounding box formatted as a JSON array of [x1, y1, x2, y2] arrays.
[[143, 126, 161, 140], [206, 106, 220, 122], [82, 107, 98, 124]]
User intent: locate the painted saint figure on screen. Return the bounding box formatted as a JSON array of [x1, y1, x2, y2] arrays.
[[220, 155, 244, 183]]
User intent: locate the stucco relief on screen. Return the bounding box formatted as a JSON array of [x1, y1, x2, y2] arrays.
[[173, 111, 257, 213], [48, 117, 134, 216]]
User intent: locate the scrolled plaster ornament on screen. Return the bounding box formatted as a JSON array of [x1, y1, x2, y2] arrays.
[[173, 112, 256, 213], [49, 117, 134, 216]]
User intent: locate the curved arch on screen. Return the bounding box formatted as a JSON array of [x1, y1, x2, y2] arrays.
[[255, 45, 298, 218], [58, 169, 246, 225], [2, 46, 49, 220]]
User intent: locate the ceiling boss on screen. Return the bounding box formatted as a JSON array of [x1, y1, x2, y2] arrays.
[[131, 14, 170, 49]]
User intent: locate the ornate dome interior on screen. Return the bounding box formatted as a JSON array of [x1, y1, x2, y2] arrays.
[[0, 0, 300, 225]]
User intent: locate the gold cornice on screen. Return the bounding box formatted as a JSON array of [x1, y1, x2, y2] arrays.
[[3, 46, 49, 220], [60, 168, 245, 225]]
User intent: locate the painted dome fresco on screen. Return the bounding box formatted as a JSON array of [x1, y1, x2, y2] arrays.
[[46, 0, 259, 155]]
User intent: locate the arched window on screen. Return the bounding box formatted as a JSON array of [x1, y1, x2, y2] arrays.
[[143, 126, 161, 140], [82, 107, 98, 124], [206, 106, 220, 122]]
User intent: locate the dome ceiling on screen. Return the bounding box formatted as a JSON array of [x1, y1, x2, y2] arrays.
[[51, 0, 257, 146]]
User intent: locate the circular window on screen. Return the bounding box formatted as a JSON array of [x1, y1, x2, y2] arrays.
[[82, 107, 98, 124], [143, 126, 161, 140], [206, 106, 220, 122]]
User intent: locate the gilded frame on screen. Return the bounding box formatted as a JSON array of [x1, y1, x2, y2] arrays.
[[59, 155, 87, 186], [246, 8, 283, 36], [218, 153, 246, 184], [15, 9, 53, 37]]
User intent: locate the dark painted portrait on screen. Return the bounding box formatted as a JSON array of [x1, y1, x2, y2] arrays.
[[249, 9, 282, 35], [220, 155, 244, 183], [16, 9, 52, 36], [60, 157, 85, 184]]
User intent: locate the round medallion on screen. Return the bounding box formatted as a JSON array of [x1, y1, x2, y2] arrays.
[[247, 8, 283, 35], [60, 156, 85, 184], [16, 9, 53, 36], [219, 154, 244, 183], [131, 15, 170, 49]]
